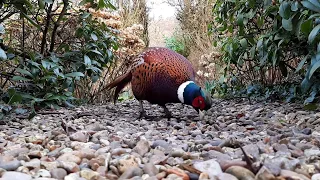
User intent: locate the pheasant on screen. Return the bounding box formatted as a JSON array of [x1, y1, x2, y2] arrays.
[[105, 47, 212, 119]]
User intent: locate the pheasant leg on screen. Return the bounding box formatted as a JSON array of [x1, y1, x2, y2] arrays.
[[138, 100, 150, 119], [162, 105, 173, 119]]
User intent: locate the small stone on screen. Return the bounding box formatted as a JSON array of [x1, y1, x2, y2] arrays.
[[57, 161, 80, 173], [242, 144, 260, 160], [0, 160, 21, 171], [304, 149, 320, 157], [80, 169, 100, 180], [4, 148, 29, 157], [171, 148, 185, 158], [225, 166, 255, 180], [166, 168, 189, 180], [57, 153, 81, 164], [264, 157, 299, 175], [156, 171, 167, 179], [199, 173, 209, 180], [143, 163, 159, 176], [201, 150, 231, 161], [301, 128, 312, 135], [151, 140, 170, 151], [280, 169, 309, 180], [193, 159, 222, 179], [118, 155, 139, 174], [17, 154, 30, 161], [50, 168, 67, 179], [0, 168, 6, 176], [2, 171, 32, 180], [70, 132, 88, 142], [64, 173, 81, 180], [165, 174, 183, 180], [23, 158, 41, 169], [188, 173, 199, 180], [34, 169, 51, 178], [214, 173, 238, 180], [133, 139, 150, 156], [28, 150, 44, 158], [41, 161, 58, 171], [312, 173, 320, 180], [119, 167, 143, 180], [96, 166, 107, 176], [255, 166, 275, 180]]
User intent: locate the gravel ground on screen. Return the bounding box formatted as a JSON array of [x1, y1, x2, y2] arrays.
[[1, 99, 320, 180]]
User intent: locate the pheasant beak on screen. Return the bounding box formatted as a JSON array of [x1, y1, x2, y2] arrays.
[[199, 109, 205, 120]]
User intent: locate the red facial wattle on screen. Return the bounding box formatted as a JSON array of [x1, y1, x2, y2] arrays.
[[192, 96, 206, 110]]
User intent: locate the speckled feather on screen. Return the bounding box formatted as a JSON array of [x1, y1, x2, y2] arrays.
[[129, 47, 195, 105]]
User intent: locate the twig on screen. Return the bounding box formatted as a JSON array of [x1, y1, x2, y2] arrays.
[[49, 0, 69, 52], [40, 3, 53, 55]]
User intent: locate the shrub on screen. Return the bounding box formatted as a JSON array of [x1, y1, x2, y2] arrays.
[[0, 0, 119, 118], [164, 31, 189, 57], [211, 0, 320, 106]]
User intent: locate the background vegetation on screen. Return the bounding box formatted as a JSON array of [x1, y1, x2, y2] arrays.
[[166, 0, 320, 109], [2, 0, 320, 119], [0, 0, 147, 119]]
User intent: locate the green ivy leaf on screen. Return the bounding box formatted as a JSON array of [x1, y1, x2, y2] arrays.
[[301, 0, 320, 13], [0, 48, 7, 60], [291, 1, 299, 11], [301, 19, 313, 35], [91, 33, 98, 41], [237, 14, 244, 26], [308, 24, 320, 44], [272, 49, 278, 67], [90, 49, 103, 55], [279, 1, 291, 19], [65, 72, 85, 78], [239, 38, 247, 48], [295, 55, 309, 72], [84, 55, 92, 66], [17, 68, 34, 78], [282, 18, 293, 31], [308, 53, 320, 79], [7, 89, 22, 105], [12, 76, 31, 81], [38, 0, 45, 9]]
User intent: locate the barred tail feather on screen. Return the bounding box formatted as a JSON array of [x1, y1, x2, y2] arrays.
[[104, 72, 132, 103]]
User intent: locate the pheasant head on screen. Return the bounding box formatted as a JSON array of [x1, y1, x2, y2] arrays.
[[177, 81, 213, 119]]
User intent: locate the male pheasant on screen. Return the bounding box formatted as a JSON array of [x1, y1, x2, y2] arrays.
[[105, 47, 212, 119]]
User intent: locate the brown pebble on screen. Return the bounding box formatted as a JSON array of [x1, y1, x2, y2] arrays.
[[156, 171, 167, 179], [225, 166, 255, 180], [166, 168, 190, 180]]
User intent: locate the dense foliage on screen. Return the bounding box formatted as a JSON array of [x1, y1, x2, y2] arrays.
[[210, 0, 320, 107], [0, 0, 119, 119], [164, 31, 189, 57]]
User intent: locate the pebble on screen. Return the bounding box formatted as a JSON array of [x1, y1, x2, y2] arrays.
[[133, 139, 150, 156], [50, 168, 68, 179], [143, 163, 159, 176], [0, 160, 21, 171], [2, 171, 32, 180], [193, 159, 222, 179], [225, 166, 255, 180], [119, 167, 143, 180]]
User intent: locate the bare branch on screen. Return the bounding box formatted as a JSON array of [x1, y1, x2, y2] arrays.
[[49, 0, 69, 52], [40, 3, 54, 55]]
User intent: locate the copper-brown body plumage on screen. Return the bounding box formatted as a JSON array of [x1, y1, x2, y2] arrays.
[[104, 47, 208, 119]]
